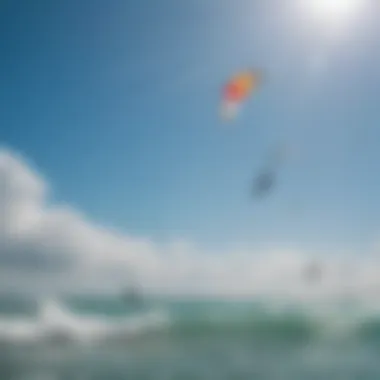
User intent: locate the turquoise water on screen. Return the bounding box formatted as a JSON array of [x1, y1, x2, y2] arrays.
[[1, 295, 380, 379]]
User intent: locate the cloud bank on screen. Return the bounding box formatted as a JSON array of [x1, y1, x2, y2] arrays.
[[1, 147, 380, 301]]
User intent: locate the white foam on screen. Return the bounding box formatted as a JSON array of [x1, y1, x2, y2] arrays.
[[0, 298, 170, 345]]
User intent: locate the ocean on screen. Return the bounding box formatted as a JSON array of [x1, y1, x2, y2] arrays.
[[1, 295, 380, 379]]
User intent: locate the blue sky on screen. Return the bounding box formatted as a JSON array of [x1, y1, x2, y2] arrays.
[[1, 0, 380, 255]]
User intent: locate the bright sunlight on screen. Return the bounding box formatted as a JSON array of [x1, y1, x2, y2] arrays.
[[298, 0, 365, 38], [309, 0, 363, 19]]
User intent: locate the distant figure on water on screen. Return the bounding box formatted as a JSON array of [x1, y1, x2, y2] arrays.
[[121, 285, 144, 308], [304, 261, 322, 284]]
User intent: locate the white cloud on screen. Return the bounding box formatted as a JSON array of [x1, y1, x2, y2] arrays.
[[1, 147, 380, 302]]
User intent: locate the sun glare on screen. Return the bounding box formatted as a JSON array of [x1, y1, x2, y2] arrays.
[[310, 0, 362, 18], [300, 0, 364, 30]]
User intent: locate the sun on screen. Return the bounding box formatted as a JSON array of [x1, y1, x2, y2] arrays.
[[297, 0, 365, 39], [308, 0, 363, 21], [292, 0, 368, 74], [295, 0, 367, 41]]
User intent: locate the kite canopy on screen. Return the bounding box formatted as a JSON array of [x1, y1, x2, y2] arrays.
[[221, 70, 261, 121]]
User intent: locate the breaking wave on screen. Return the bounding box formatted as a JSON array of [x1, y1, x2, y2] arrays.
[[1, 297, 380, 346], [0, 299, 170, 345]]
